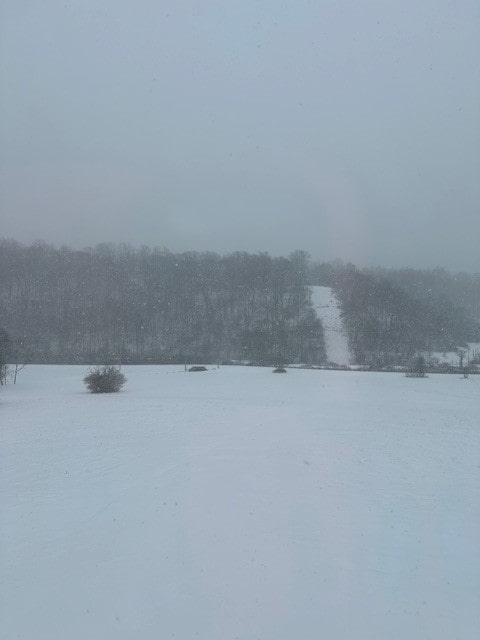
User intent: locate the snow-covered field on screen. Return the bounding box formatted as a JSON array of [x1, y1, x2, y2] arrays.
[[2, 365, 479, 639], [310, 286, 350, 365]]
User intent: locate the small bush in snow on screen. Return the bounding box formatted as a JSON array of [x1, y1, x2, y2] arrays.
[[84, 366, 126, 393], [406, 355, 427, 378]]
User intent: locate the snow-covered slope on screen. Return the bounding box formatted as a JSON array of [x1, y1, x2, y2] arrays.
[[2, 365, 479, 639], [310, 285, 350, 365]]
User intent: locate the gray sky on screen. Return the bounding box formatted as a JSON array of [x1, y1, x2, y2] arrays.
[[1, 0, 479, 270]]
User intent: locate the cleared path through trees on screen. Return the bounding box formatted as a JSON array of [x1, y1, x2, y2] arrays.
[[310, 285, 350, 365]]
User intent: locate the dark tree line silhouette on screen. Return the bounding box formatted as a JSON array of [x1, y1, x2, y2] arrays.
[[2, 240, 478, 369], [310, 260, 480, 368], [0, 240, 325, 365]]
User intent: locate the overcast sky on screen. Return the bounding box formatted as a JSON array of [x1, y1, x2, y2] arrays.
[[1, 1, 479, 270]]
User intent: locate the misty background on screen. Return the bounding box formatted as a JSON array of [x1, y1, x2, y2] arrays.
[[1, 1, 479, 271]]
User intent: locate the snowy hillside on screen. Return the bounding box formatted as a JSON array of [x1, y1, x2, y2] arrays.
[[2, 365, 479, 639], [310, 285, 350, 365]]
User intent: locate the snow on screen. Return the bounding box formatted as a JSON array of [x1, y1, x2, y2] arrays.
[[310, 285, 351, 365], [426, 343, 480, 367], [2, 365, 479, 639]]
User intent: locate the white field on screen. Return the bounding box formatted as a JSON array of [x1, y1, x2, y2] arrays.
[[310, 286, 350, 365], [1, 365, 479, 640]]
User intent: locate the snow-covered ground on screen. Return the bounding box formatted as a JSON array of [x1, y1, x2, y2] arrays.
[[425, 343, 480, 367], [310, 285, 350, 365], [2, 365, 479, 639]]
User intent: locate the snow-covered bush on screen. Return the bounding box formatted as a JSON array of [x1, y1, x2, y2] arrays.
[[84, 366, 126, 393]]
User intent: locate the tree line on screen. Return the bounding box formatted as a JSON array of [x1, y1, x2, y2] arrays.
[[310, 260, 480, 368], [0, 240, 325, 365], [2, 240, 478, 369]]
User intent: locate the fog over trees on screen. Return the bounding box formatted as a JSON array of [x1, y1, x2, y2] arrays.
[[0, 240, 324, 366], [1, 240, 479, 368], [311, 260, 480, 368]]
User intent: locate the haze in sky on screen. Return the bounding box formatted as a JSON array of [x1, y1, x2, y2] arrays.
[[1, 1, 479, 271]]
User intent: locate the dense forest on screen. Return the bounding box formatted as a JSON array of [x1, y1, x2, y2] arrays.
[[368, 266, 480, 322], [311, 260, 480, 367], [1, 239, 479, 368], [0, 240, 325, 365]]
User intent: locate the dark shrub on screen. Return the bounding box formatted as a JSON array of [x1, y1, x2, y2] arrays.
[[84, 366, 126, 393], [405, 355, 427, 378]]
